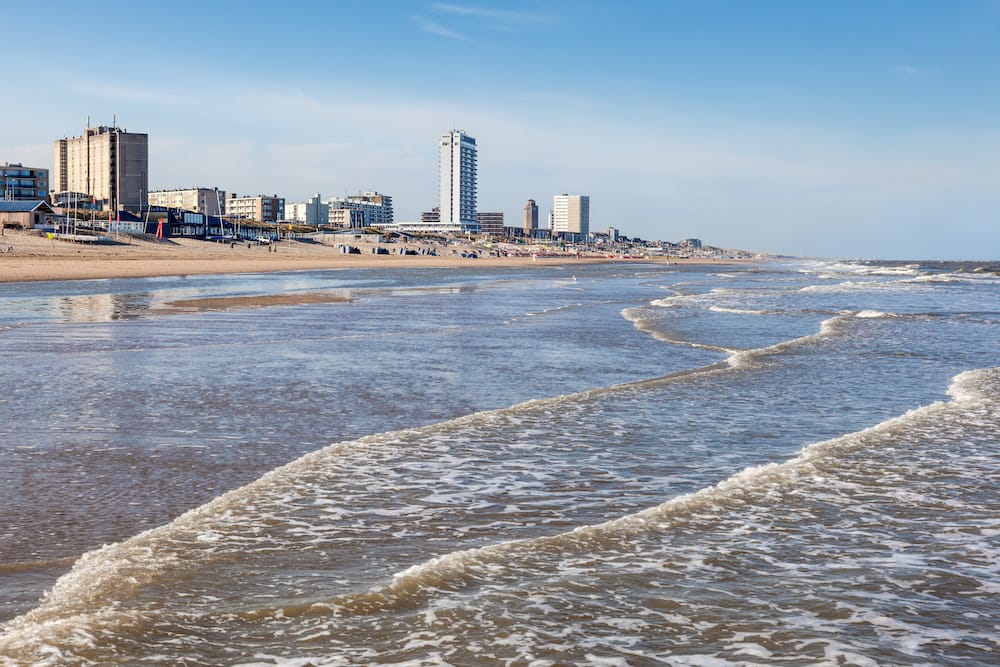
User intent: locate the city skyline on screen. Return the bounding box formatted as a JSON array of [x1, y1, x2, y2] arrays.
[[1, 1, 998, 259]]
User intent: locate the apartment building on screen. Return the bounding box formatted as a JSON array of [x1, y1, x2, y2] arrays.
[[552, 194, 590, 236], [227, 194, 284, 222], [328, 191, 393, 228], [476, 211, 504, 238], [53, 125, 148, 211], [1, 163, 49, 201], [147, 187, 226, 215], [439, 130, 479, 233]]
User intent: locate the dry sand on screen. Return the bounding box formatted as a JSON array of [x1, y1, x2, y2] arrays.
[[0, 229, 736, 284]]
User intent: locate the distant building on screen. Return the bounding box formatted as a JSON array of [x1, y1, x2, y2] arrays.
[[329, 191, 393, 228], [476, 211, 504, 237], [50, 191, 98, 209], [54, 124, 148, 211], [285, 201, 308, 223], [606, 226, 619, 242], [285, 194, 328, 225], [328, 207, 366, 228], [147, 187, 226, 215], [683, 238, 703, 250], [307, 193, 329, 226], [227, 194, 284, 222], [421, 207, 440, 223], [1, 163, 49, 202], [439, 130, 479, 233], [552, 194, 589, 236], [523, 199, 538, 233]]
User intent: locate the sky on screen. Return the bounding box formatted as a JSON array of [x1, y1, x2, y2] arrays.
[[2, 0, 999, 259]]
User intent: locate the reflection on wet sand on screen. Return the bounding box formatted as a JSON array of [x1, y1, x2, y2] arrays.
[[160, 293, 352, 311]]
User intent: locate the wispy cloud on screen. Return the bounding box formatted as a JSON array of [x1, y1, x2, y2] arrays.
[[413, 15, 473, 41], [416, 3, 556, 39], [894, 64, 940, 77], [429, 2, 556, 27]]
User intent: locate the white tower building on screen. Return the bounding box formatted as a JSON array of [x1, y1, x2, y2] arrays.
[[438, 130, 479, 233], [552, 194, 590, 237]]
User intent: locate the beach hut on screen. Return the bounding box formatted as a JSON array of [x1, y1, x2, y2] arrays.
[[0, 200, 56, 231]]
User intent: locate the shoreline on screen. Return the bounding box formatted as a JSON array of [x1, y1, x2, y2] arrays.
[[0, 230, 749, 284]]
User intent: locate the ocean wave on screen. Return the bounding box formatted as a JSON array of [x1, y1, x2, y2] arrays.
[[707, 305, 778, 316], [818, 262, 923, 277], [252, 367, 1000, 619], [726, 315, 846, 369], [854, 309, 893, 319], [905, 272, 1000, 285], [4, 349, 995, 663], [621, 307, 736, 354]]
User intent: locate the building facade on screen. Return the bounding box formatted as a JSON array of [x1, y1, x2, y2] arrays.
[[476, 211, 504, 238], [226, 194, 284, 222], [53, 125, 148, 211], [328, 207, 366, 228], [1, 163, 49, 201], [552, 194, 590, 237], [285, 202, 308, 223], [523, 199, 538, 233], [438, 130, 479, 233], [328, 191, 393, 228], [147, 187, 226, 215], [0, 200, 56, 230], [285, 194, 329, 225]]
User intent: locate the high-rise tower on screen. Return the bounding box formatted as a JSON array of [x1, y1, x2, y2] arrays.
[[523, 199, 538, 233], [552, 194, 590, 237], [53, 124, 148, 212], [438, 130, 479, 233]]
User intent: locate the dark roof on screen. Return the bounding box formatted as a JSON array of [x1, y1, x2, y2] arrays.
[[0, 200, 53, 213]]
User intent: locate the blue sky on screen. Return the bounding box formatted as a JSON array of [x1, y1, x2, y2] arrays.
[[2, 0, 999, 259]]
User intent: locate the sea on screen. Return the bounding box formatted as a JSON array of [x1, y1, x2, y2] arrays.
[[0, 258, 997, 666]]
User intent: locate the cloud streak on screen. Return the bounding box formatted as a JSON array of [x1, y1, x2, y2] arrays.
[[894, 64, 940, 77], [413, 15, 472, 41], [429, 2, 556, 27]]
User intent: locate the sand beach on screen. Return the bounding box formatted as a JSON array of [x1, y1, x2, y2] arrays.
[[0, 229, 736, 283]]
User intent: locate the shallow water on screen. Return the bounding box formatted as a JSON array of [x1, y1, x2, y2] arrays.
[[1, 260, 997, 665]]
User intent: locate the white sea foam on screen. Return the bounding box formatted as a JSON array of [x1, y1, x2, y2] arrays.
[[325, 366, 999, 618], [727, 315, 845, 369], [621, 306, 735, 354], [906, 272, 1000, 285], [708, 305, 772, 316]]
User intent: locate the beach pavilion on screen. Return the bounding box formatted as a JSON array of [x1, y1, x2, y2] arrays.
[[0, 200, 56, 231]]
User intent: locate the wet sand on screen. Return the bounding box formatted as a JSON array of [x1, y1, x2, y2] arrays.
[[161, 293, 353, 311], [0, 230, 742, 283]]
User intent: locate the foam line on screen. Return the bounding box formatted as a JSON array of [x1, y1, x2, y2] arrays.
[[297, 366, 999, 617], [0, 310, 917, 647]]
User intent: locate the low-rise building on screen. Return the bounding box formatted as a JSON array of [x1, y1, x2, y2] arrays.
[[0, 200, 56, 230], [328, 207, 366, 228], [1, 163, 49, 201], [328, 191, 393, 228], [227, 193, 284, 222], [147, 187, 226, 215], [476, 211, 504, 237]]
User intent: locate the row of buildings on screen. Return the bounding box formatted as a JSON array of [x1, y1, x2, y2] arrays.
[[5, 123, 593, 242]]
